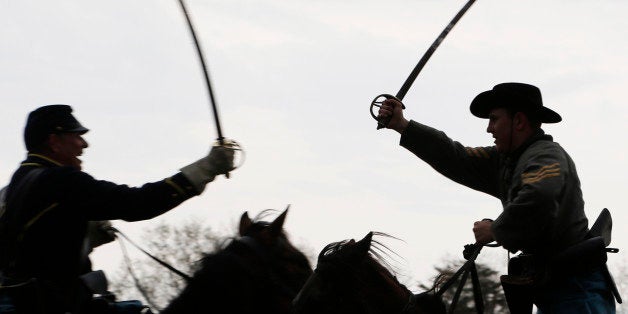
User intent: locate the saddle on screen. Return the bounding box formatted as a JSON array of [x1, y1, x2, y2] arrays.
[[585, 208, 622, 304], [501, 208, 622, 313]]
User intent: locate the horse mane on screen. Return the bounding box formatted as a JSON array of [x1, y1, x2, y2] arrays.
[[322, 232, 445, 298], [319, 231, 401, 275], [294, 232, 446, 314]]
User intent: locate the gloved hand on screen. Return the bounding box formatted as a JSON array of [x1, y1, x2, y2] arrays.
[[180, 145, 235, 193], [87, 220, 116, 249]]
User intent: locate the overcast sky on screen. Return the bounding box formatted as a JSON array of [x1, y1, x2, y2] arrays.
[[1, 0, 627, 298]]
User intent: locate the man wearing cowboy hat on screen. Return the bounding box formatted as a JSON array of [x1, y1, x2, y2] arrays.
[[377, 83, 617, 313], [0, 104, 236, 313]]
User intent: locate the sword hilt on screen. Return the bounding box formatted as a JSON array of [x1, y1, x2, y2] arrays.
[[370, 93, 405, 130], [370, 0, 476, 131], [213, 138, 245, 179]]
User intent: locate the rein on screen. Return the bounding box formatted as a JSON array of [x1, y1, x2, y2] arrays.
[[111, 227, 192, 312], [436, 243, 497, 314], [112, 227, 298, 309], [111, 227, 192, 281]]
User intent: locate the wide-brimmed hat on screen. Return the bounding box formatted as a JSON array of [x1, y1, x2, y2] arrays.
[[470, 82, 561, 123], [24, 104, 89, 151]]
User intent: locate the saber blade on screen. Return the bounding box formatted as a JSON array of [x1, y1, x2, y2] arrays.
[[178, 0, 240, 178], [371, 0, 477, 129], [396, 0, 476, 100], [177, 0, 225, 142]]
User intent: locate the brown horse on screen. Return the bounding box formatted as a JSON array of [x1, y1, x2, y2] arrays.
[[160, 208, 313, 314], [292, 232, 446, 314]]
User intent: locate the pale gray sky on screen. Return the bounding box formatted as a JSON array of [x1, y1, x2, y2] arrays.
[[1, 0, 627, 299]]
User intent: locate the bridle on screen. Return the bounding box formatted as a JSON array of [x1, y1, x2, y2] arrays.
[[435, 243, 498, 314]]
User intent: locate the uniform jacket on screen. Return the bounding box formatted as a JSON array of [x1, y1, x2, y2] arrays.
[[0, 153, 198, 310], [399, 120, 589, 255]]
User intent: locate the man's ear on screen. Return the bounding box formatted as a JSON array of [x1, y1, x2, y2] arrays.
[[47, 134, 61, 153], [513, 112, 528, 131]]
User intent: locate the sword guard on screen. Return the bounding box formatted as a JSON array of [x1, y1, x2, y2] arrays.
[[370, 94, 405, 130]]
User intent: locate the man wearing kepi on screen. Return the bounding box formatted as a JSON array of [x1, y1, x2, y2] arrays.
[[377, 83, 618, 313], [0, 104, 236, 314]]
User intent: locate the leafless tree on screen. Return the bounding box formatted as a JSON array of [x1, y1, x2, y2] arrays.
[[108, 220, 227, 310], [419, 259, 509, 313]]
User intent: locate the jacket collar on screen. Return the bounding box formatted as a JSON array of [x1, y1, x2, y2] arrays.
[[504, 129, 553, 161], [21, 153, 63, 168]]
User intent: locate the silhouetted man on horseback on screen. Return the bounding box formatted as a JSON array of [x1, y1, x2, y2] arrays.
[[0, 104, 236, 314], [377, 83, 619, 313]]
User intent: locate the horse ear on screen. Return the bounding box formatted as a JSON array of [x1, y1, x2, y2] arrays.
[[269, 206, 289, 236], [354, 232, 373, 257], [239, 211, 253, 236]]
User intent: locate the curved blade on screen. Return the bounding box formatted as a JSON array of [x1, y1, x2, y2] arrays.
[[177, 0, 225, 143], [396, 0, 477, 100]]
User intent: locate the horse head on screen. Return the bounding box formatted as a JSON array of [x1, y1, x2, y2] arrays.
[[237, 206, 314, 299], [238, 206, 287, 244], [162, 206, 312, 314], [292, 232, 445, 314]]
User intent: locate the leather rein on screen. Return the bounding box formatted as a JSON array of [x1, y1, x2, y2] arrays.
[[113, 228, 298, 305], [435, 243, 497, 314]]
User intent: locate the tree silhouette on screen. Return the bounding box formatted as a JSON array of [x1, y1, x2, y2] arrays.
[[419, 259, 509, 313], [108, 220, 227, 310]]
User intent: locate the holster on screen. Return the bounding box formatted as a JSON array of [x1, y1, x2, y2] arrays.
[[500, 254, 537, 314], [500, 275, 534, 314]]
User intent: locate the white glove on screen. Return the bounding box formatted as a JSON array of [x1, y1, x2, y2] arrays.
[[181, 145, 235, 193]]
